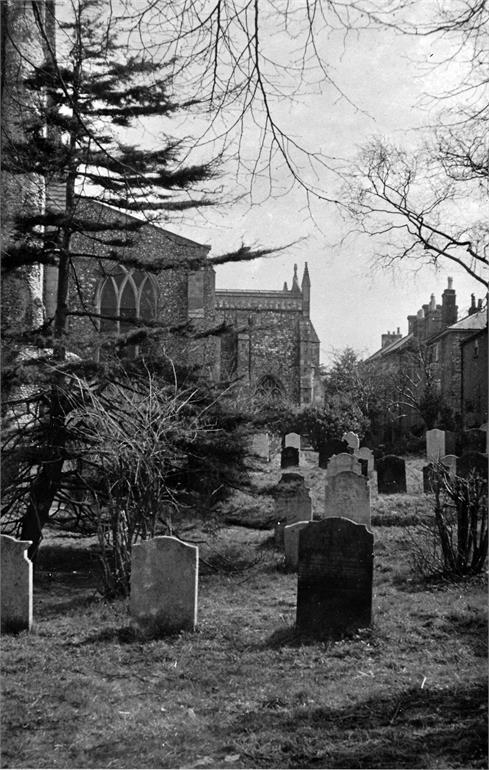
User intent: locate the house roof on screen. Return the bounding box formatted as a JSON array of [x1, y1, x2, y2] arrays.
[[364, 332, 414, 363], [429, 309, 487, 343]]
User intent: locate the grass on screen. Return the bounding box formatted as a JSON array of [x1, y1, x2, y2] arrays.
[[2, 456, 488, 769]]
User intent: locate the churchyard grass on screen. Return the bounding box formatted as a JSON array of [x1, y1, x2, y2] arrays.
[[2, 457, 487, 769]]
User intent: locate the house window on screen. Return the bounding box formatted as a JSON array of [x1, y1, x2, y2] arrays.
[[432, 343, 440, 363], [98, 268, 157, 358], [473, 340, 479, 359]]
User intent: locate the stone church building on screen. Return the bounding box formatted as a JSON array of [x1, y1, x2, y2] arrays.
[[1, 0, 323, 408]]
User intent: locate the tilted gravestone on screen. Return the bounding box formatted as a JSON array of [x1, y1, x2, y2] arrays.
[[296, 518, 374, 639], [376, 455, 407, 494], [456, 452, 488, 480], [318, 438, 348, 469], [342, 431, 360, 451], [130, 536, 198, 636], [355, 446, 374, 476], [426, 428, 446, 461], [274, 473, 312, 547], [326, 453, 362, 479], [284, 432, 301, 450], [283, 520, 311, 572], [250, 432, 270, 461], [441, 454, 458, 478], [324, 471, 371, 528], [281, 446, 300, 469], [1, 534, 33, 633]]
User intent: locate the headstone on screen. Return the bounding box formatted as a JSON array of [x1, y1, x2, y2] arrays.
[[444, 430, 457, 455], [441, 454, 458, 478], [296, 518, 374, 639], [1, 535, 33, 633], [281, 447, 299, 469], [326, 453, 362, 479], [376, 455, 407, 494], [274, 473, 312, 547], [324, 471, 371, 528], [355, 446, 374, 476], [456, 452, 488, 480], [318, 438, 348, 469], [130, 536, 198, 636], [283, 520, 310, 571], [342, 431, 360, 451], [426, 428, 445, 461], [250, 432, 270, 461], [284, 432, 301, 450]]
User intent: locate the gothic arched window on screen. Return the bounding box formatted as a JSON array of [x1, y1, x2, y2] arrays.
[[255, 374, 286, 403], [97, 268, 157, 358]]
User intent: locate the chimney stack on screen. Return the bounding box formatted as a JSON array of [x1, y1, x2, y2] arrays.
[[442, 277, 457, 328]]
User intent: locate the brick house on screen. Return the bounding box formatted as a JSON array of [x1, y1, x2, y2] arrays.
[[460, 323, 488, 428]]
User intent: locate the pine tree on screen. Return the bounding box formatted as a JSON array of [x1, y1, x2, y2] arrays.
[[0, 0, 248, 562]]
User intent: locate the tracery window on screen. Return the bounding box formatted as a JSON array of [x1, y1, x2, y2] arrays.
[[97, 268, 157, 358], [255, 374, 286, 403]]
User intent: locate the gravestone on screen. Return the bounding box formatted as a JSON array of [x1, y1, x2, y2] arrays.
[[318, 438, 348, 469], [444, 430, 457, 455], [342, 431, 360, 451], [250, 432, 270, 461], [355, 446, 374, 476], [283, 520, 310, 571], [376, 455, 407, 494], [296, 518, 374, 639], [441, 454, 458, 478], [326, 452, 362, 479], [274, 473, 312, 547], [456, 452, 488, 479], [1, 535, 33, 633], [130, 536, 198, 636], [324, 471, 371, 528], [284, 432, 301, 450], [281, 447, 299, 469], [426, 428, 445, 461]]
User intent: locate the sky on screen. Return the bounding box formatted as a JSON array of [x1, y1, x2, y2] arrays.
[[111, 3, 487, 365]]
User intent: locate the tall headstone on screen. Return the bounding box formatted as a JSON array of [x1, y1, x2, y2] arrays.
[[296, 518, 374, 639], [426, 428, 445, 461], [250, 432, 270, 461], [376, 455, 407, 494], [342, 431, 360, 451], [281, 446, 299, 469], [283, 520, 311, 572], [326, 453, 362, 479], [130, 536, 198, 636], [441, 454, 458, 478], [324, 471, 371, 528], [1, 535, 33, 633], [456, 452, 488, 479], [355, 446, 374, 476], [318, 438, 348, 469], [274, 473, 312, 546], [284, 432, 301, 450]]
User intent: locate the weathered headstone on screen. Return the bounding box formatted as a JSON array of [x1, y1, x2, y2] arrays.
[[456, 452, 488, 479], [326, 452, 362, 479], [441, 454, 458, 478], [318, 438, 348, 469], [1, 535, 33, 633], [250, 432, 270, 461], [281, 446, 299, 469], [130, 536, 198, 636], [283, 520, 311, 572], [284, 432, 301, 450], [296, 518, 374, 639], [426, 428, 445, 461], [324, 471, 371, 528], [342, 431, 360, 451], [355, 446, 374, 476], [274, 473, 312, 546], [376, 455, 407, 494]]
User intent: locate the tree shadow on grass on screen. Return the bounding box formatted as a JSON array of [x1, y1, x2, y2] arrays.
[[263, 624, 375, 650], [227, 681, 488, 769]]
